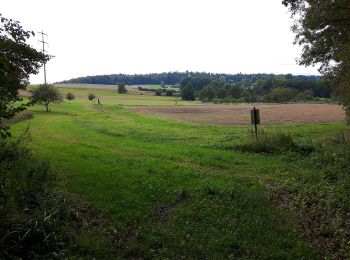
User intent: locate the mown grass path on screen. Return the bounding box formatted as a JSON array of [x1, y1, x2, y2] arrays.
[[11, 98, 346, 258]]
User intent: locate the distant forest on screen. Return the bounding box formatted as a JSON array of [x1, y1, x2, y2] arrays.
[[61, 72, 334, 102], [60, 72, 322, 87]]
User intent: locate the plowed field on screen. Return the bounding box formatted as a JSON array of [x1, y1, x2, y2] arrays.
[[130, 103, 345, 125]]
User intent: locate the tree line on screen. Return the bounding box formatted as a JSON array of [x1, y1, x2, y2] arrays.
[[180, 74, 334, 103], [60, 72, 322, 87]]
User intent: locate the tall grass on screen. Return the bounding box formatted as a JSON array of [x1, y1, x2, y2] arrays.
[[234, 129, 314, 155], [0, 131, 59, 258]]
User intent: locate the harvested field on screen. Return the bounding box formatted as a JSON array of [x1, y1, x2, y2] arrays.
[[130, 103, 345, 125]]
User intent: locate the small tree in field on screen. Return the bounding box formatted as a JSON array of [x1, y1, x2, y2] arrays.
[[66, 93, 75, 101], [118, 84, 127, 94], [30, 84, 63, 112], [88, 93, 96, 103]]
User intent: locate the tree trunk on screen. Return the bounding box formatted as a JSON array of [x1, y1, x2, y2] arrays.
[[45, 102, 49, 112]]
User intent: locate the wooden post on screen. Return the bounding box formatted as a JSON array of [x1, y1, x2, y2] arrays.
[[250, 107, 260, 138]]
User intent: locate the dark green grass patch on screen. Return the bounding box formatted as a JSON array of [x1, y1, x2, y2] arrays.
[[233, 130, 315, 155]]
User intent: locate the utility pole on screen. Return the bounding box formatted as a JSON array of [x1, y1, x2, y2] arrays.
[[38, 31, 48, 84]]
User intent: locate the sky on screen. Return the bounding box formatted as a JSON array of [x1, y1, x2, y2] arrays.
[[2, 0, 320, 84]]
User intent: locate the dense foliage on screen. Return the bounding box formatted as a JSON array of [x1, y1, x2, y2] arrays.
[[283, 0, 350, 121], [181, 74, 333, 103], [60, 72, 322, 86], [181, 83, 195, 101], [0, 133, 55, 258], [0, 14, 49, 137], [61, 72, 332, 103]]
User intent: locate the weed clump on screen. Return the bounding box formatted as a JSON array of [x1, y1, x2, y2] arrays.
[[235, 130, 314, 155]]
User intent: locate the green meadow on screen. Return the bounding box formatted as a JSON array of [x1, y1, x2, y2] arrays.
[[10, 86, 349, 258]]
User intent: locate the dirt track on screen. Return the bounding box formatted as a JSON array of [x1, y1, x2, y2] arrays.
[[130, 103, 345, 125]]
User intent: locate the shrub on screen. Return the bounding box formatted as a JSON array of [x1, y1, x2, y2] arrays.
[[345, 106, 350, 125], [117, 84, 127, 94], [0, 132, 77, 259], [155, 90, 162, 96], [0, 132, 52, 220], [166, 90, 173, 96], [66, 93, 75, 101], [88, 93, 96, 102]]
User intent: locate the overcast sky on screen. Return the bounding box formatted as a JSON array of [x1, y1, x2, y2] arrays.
[[2, 0, 320, 83]]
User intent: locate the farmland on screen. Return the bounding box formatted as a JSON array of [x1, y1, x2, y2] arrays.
[[131, 103, 345, 125], [9, 84, 350, 258]]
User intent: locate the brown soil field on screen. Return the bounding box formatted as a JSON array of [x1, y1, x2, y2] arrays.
[[130, 103, 346, 125]]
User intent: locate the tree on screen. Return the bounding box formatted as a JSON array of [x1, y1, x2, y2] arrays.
[[216, 88, 228, 99], [228, 84, 243, 99], [118, 84, 127, 94], [88, 93, 96, 102], [0, 14, 49, 138], [283, 0, 350, 122], [181, 83, 195, 101], [30, 84, 63, 112], [266, 87, 298, 102], [66, 93, 75, 101], [199, 86, 216, 101]]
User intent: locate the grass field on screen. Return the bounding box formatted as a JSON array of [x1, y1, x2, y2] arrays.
[[10, 85, 349, 258], [54, 83, 179, 92]]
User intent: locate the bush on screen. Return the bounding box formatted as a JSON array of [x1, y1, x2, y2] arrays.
[[0, 131, 57, 257], [66, 93, 75, 101], [345, 106, 350, 125], [0, 131, 92, 259], [155, 90, 162, 96], [166, 90, 173, 96], [118, 84, 127, 94], [0, 131, 52, 221], [88, 93, 96, 102], [0, 131, 115, 258]]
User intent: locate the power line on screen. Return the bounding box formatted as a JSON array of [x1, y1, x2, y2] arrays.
[[38, 30, 48, 84]]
